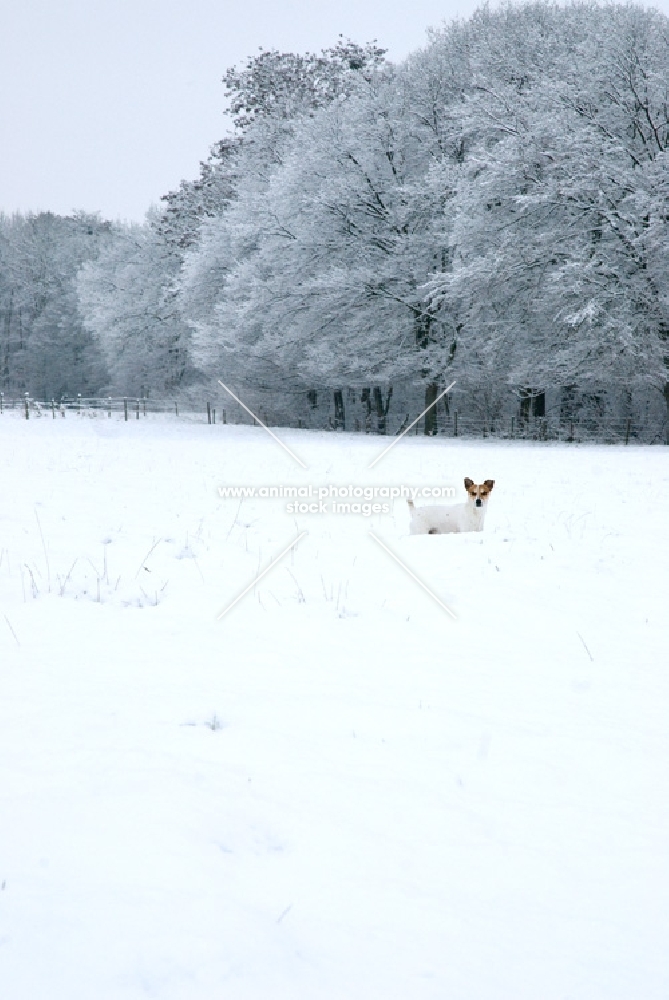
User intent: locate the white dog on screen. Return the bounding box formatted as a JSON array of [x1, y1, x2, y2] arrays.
[[408, 478, 495, 534]]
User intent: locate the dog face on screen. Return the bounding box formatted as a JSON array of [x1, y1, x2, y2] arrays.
[[464, 478, 495, 508]]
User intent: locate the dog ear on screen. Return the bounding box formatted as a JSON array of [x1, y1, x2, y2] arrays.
[[483, 480, 495, 490], [464, 477, 474, 489]]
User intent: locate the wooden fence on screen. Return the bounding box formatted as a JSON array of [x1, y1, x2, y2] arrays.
[[0, 392, 224, 423], [0, 390, 665, 444]]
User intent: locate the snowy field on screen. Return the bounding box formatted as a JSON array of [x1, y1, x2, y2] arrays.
[[1, 414, 668, 1000]]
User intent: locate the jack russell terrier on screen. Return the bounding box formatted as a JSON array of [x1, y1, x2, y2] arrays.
[[408, 478, 495, 534]]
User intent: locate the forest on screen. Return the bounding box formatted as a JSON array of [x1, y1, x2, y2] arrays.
[[2, 2, 669, 439]]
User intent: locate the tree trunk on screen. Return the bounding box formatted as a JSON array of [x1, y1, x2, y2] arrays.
[[560, 384, 577, 423], [2, 290, 13, 388], [333, 389, 345, 430], [361, 388, 372, 433], [532, 391, 545, 418], [373, 386, 392, 435], [424, 382, 439, 435]]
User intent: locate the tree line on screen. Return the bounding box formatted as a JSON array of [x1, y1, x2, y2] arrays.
[[2, 3, 669, 430]]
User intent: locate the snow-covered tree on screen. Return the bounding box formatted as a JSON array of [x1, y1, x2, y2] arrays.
[[223, 37, 387, 129], [77, 214, 196, 396], [13, 4, 668, 433], [0, 212, 110, 398], [181, 57, 466, 421], [155, 138, 241, 251], [426, 2, 669, 419]]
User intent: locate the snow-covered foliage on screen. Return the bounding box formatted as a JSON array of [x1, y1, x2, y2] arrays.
[[427, 3, 669, 393], [0, 212, 111, 398], [77, 213, 196, 396], [3, 5, 669, 430], [180, 2, 669, 420]]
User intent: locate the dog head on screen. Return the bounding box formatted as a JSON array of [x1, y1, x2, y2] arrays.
[[464, 478, 495, 508]]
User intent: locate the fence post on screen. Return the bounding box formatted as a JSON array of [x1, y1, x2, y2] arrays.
[[124, 397, 128, 421], [625, 418, 631, 445], [511, 416, 515, 438], [135, 398, 140, 420], [222, 408, 226, 424], [108, 397, 112, 418], [52, 398, 55, 419], [24, 392, 29, 420], [77, 393, 81, 413], [212, 408, 216, 424], [143, 396, 147, 417], [0, 392, 3, 413], [454, 411, 458, 437], [569, 422, 574, 443], [207, 401, 211, 424], [175, 401, 178, 417]]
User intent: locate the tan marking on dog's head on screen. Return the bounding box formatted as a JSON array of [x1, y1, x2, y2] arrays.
[[465, 479, 495, 502]]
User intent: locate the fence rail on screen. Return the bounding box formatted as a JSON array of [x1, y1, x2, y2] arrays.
[[0, 393, 208, 421], [0, 391, 665, 444]]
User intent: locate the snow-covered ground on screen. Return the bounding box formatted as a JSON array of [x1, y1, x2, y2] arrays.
[[1, 413, 667, 1000]]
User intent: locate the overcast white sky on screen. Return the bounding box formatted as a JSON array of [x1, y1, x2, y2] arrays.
[[3, 1, 667, 223], [1, 0, 493, 223]]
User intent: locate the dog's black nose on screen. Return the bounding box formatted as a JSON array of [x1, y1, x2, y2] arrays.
[[475, 498, 482, 507]]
